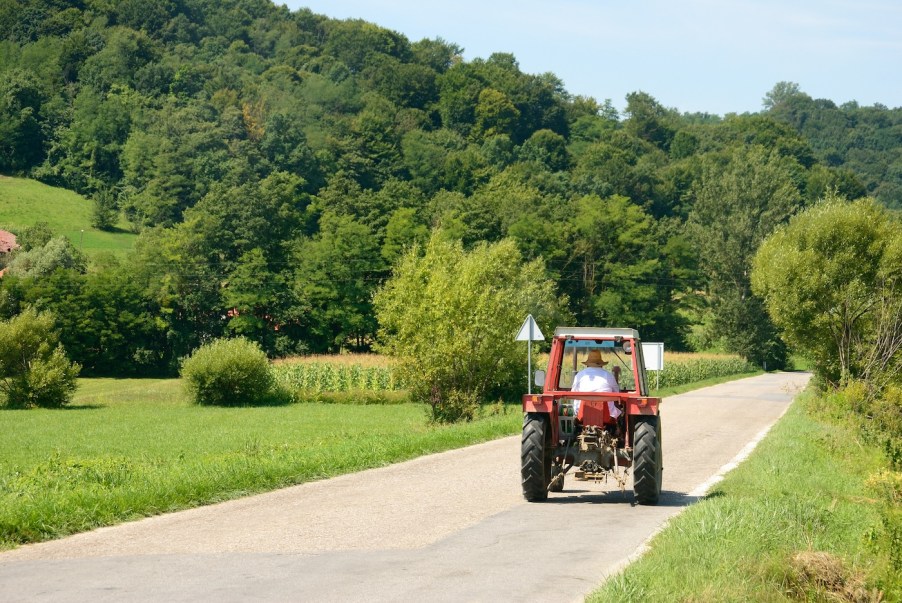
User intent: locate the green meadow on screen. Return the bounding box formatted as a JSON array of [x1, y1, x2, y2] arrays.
[[0, 378, 521, 549], [0, 176, 136, 257], [0, 358, 760, 551]]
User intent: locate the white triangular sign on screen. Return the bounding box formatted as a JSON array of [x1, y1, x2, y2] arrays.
[[516, 314, 544, 341]]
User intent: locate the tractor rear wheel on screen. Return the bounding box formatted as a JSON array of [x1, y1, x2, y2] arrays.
[[521, 413, 551, 501], [632, 415, 662, 505]]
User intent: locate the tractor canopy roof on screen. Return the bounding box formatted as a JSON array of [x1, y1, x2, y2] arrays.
[[552, 327, 641, 341]]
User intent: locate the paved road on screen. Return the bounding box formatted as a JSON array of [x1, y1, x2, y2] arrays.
[[0, 372, 809, 602]]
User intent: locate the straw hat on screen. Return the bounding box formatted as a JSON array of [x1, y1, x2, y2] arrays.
[[582, 349, 608, 367]]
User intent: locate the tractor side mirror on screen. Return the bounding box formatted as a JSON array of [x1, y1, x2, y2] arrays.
[[622, 341, 632, 354], [534, 370, 546, 387]]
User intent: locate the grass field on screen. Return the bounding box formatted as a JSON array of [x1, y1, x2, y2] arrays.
[[0, 378, 520, 549], [0, 175, 136, 256], [589, 391, 898, 602], [0, 354, 762, 551]]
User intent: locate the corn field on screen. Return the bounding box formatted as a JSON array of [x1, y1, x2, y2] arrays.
[[273, 362, 405, 393], [272, 353, 754, 396], [651, 356, 757, 389]]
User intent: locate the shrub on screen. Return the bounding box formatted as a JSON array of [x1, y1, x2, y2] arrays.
[[374, 232, 565, 423], [0, 308, 81, 408], [429, 388, 479, 423], [180, 337, 275, 406]]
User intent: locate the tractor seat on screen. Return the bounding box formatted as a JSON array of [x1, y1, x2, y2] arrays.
[[576, 400, 617, 427]]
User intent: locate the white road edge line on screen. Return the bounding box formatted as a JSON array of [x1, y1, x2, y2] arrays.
[[587, 402, 793, 597]]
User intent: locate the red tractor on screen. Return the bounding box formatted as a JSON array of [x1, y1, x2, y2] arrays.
[[521, 327, 663, 504]]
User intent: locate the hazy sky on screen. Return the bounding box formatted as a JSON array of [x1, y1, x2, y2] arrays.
[[283, 0, 902, 116]]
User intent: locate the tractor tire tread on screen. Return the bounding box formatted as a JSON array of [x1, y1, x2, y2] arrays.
[[633, 416, 662, 505], [521, 413, 549, 502]]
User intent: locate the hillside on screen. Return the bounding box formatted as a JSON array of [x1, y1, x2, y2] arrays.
[[0, 176, 136, 256], [0, 0, 899, 374]]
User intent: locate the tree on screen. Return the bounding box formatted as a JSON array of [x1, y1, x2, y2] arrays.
[[563, 195, 674, 337], [518, 129, 570, 172], [120, 103, 232, 227], [44, 85, 138, 192], [362, 55, 438, 109], [762, 81, 804, 110], [115, 0, 175, 34], [688, 146, 802, 366], [223, 247, 290, 354], [290, 212, 383, 352], [0, 69, 46, 172], [15, 222, 53, 252], [322, 19, 411, 72], [411, 37, 461, 73], [10, 267, 168, 377], [473, 88, 520, 139], [624, 91, 675, 151], [6, 236, 87, 278], [129, 225, 226, 366], [78, 27, 160, 92], [374, 231, 565, 422], [429, 190, 502, 247], [381, 207, 429, 266], [91, 187, 119, 230], [0, 308, 80, 408], [259, 113, 322, 188], [436, 62, 485, 136], [752, 196, 902, 384]]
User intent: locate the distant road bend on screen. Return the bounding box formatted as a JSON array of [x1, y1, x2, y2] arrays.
[[0, 372, 810, 603]]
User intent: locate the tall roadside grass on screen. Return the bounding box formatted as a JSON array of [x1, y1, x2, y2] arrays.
[[0, 378, 518, 549], [588, 390, 898, 602]]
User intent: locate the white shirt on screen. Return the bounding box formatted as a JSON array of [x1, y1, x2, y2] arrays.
[[572, 366, 621, 419], [572, 366, 620, 394]]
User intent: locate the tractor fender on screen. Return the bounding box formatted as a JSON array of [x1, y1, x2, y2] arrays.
[[522, 394, 553, 413], [625, 397, 660, 416]]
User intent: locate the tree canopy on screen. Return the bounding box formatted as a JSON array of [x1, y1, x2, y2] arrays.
[[374, 232, 565, 421], [1, 2, 900, 379], [752, 196, 902, 384]]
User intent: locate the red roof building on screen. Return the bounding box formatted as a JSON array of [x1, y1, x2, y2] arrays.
[[0, 230, 18, 254]]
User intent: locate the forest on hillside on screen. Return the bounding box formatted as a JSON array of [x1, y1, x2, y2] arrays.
[[1, 0, 901, 377]]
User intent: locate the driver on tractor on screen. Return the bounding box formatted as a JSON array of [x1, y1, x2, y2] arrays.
[[572, 349, 622, 424]]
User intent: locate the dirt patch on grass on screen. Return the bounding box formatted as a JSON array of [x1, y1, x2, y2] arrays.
[[788, 551, 881, 602]]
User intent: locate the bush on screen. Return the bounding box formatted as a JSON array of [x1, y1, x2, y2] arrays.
[[428, 388, 479, 423], [180, 337, 276, 406], [374, 233, 565, 423], [0, 308, 81, 408]]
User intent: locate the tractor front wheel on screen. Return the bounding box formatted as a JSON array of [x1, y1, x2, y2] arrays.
[[632, 415, 663, 505], [521, 413, 552, 501]]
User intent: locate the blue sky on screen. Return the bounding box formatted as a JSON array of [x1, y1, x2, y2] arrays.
[[283, 1, 902, 116]]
